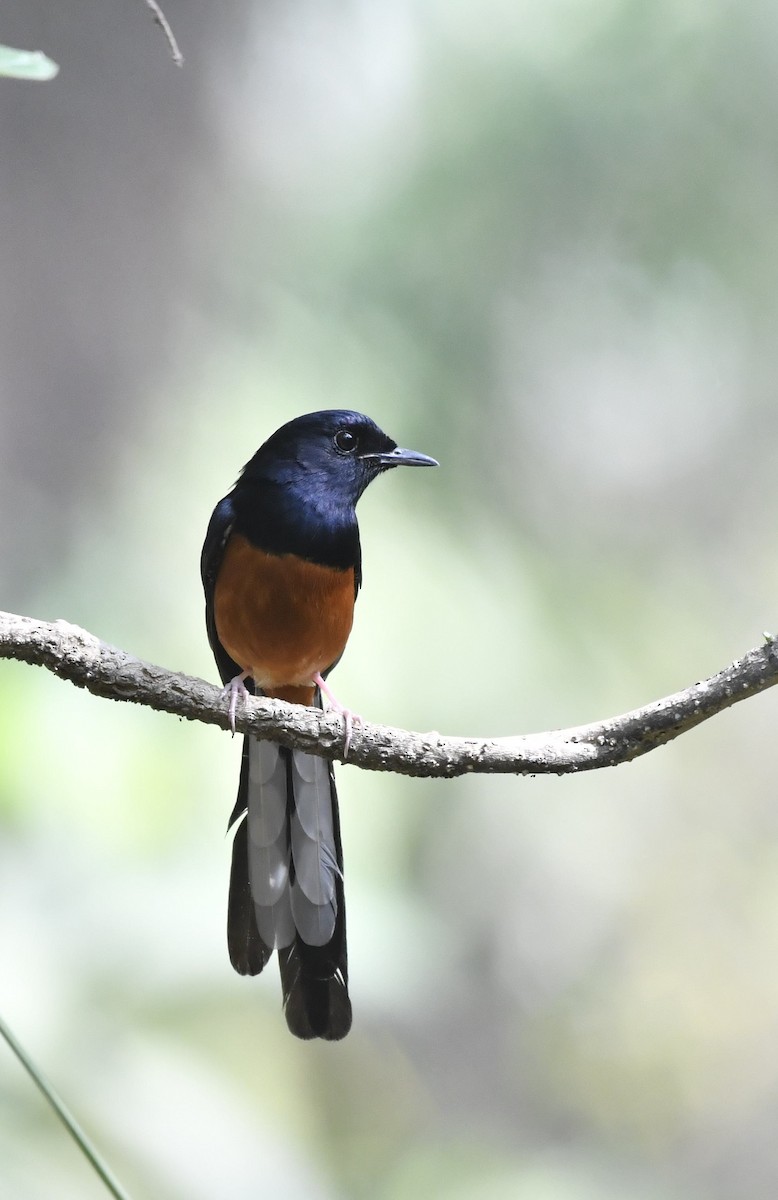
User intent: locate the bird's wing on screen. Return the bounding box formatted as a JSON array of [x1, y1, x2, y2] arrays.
[[201, 494, 245, 685]]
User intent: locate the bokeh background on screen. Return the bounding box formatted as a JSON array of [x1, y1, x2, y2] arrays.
[[3, 1, 778, 1197]]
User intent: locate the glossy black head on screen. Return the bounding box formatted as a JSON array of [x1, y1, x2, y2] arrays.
[[241, 410, 437, 501], [232, 410, 437, 566]]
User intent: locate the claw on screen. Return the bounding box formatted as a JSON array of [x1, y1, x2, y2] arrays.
[[224, 671, 251, 735], [312, 671, 362, 759]]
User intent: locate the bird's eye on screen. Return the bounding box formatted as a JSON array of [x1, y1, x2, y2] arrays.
[[334, 429, 358, 454]]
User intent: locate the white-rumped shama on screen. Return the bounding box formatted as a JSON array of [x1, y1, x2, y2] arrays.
[[201, 410, 437, 1040]]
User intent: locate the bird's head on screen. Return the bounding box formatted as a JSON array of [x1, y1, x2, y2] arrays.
[[241, 410, 438, 505]]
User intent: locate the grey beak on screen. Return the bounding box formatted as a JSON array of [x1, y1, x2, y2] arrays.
[[361, 446, 439, 468]]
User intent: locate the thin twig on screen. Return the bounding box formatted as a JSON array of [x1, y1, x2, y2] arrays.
[[1, 610, 777, 776], [0, 1011, 133, 1200], [142, 0, 183, 67]]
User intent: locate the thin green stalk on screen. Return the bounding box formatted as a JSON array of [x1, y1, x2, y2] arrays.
[[0, 1010, 133, 1200]]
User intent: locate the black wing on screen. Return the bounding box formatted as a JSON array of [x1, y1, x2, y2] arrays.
[[201, 494, 245, 686]]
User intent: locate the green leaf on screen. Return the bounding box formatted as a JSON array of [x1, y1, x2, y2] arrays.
[[0, 45, 59, 81]]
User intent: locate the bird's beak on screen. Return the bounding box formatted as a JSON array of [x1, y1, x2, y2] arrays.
[[361, 446, 439, 468]]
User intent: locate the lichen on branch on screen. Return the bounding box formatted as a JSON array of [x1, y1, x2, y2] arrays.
[[1, 610, 777, 778]]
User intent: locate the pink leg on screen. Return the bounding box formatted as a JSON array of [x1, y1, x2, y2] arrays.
[[224, 670, 251, 734], [313, 672, 362, 759]]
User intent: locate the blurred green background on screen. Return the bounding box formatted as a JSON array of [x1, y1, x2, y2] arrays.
[[3, 1, 778, 1197]]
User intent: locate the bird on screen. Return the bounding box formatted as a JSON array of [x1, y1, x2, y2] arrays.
[[201, 410, 438, 1040]]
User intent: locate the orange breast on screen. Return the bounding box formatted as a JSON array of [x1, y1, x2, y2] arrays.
[[213, 533, 355, 704]]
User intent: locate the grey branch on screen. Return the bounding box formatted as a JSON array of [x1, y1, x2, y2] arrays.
[[1, 610, 776, 778], [142, 0, 183, 67]]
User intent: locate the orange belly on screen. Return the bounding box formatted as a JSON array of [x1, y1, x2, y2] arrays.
[[213, 533, 355, 704]]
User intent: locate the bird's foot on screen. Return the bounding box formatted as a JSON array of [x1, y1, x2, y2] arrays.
[[313, 672, 362, 759], [224, 671, 251, 735]]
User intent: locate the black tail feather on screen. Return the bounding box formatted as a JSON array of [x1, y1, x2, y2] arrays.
[[227, 815, 273, 975], [226, 734, 352, 1037], [227, 739, 272, 975], [278, 752, 351, 1040], [278, 943, 352, 1040]]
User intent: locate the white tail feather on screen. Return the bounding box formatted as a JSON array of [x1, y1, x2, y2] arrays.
[[248, 741, 287, 844], [290, 751, 338, 946], [247, 742, 339, 950], [290, 885, 337, 947], [255, 894, 296, 949], [247, 739, 294, 948]]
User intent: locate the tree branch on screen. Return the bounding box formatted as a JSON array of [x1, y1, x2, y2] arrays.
[[1, 610, 776, 778]]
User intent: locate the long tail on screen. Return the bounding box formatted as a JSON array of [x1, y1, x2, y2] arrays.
[[227, 731, 351, 1040]]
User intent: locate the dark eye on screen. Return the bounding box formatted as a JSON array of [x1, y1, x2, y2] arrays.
[[334, 429, 358, 454]]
